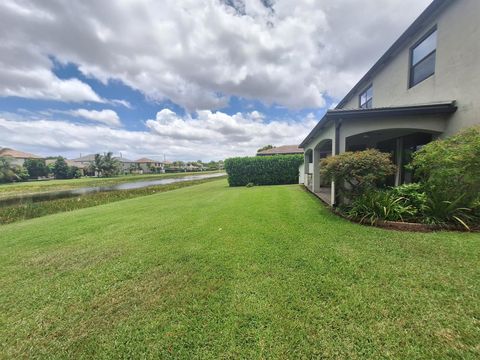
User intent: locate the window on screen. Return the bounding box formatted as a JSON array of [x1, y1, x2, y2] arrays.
[[410, 29, 437, 87], [359, 85, 373, 109]]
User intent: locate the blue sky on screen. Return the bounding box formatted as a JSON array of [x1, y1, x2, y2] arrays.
[[0, 0, 431, 161]]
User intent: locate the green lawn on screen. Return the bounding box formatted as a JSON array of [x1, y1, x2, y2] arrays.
[[0, 171, 220, 199], [1, 180, 479, 359]]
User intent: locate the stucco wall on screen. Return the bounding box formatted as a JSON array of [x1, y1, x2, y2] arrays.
[[339, 114, 449, 152], [341, 0, 480, 136]]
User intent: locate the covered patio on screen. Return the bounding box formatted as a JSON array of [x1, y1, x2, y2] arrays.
[[300, 101, 457, 206]]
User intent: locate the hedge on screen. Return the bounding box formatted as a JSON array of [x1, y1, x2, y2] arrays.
[[224, 154, 303, 186]]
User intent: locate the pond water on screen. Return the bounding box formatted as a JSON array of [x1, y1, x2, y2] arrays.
[[0, 173, 226, 207]]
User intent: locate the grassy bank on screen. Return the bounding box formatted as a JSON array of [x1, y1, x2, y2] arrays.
[[0, 171, 221, 199], [1, 180, 479, 358], [0, 176, 225, 224]]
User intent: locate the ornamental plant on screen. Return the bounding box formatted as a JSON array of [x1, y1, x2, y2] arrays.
[[409, 125, 480, 206], [320, 149, 395, 200]]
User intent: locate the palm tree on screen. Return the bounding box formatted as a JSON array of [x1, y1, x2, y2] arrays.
[[101, 152, 120, 177], [88, 154, 104, 177]]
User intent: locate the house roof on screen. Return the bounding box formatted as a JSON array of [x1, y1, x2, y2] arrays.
[[135, 157, 159, 163], [113, 156, 134, 163], [336, 0, 453, 109], [72, 154, 96, 162], [257, 145, 303, 155], [0, 147, 43, 159], [72, 154, 134, 163], [46, 159, 87, 168], [299, 101, 457, 148]]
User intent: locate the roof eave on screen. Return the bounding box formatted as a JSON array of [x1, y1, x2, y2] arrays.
[[299, 101, 457, 148]]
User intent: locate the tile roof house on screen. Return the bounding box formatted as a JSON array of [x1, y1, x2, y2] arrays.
[[0, 147, 43, 166], [71, 153, 135, 174], [300, 0, 480, 206], [134, 158, 165, 173], [256, 145, 303, 156]]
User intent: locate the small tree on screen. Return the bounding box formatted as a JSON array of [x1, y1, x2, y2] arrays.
[[24, 159, 48, 179], [320, 149, 395, 200], [52, 157, 70, 179]]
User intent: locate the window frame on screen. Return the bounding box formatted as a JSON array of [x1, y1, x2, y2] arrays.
[[358, 84, 373, 109], [409, 26, 437, 88]]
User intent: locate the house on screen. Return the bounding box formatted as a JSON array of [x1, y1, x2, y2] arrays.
[[72, 154, 135, 174], [185, 163, 202, 171], [113, 156, 135, 174], [300, 0, 480, 206], [45, 158, 87, 176], [256, 145, 304, 156], [71, 154, 97, 168], [0, 147, 44, 166], [134, 158, 165, 173]]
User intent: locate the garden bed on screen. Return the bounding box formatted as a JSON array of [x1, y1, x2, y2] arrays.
[[305, 186, 478, 232]]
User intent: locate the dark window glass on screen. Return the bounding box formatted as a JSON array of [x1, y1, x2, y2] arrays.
[[410, 29, 437, 87], [411, 52, 436, 86], [359, 85, 373, 109]]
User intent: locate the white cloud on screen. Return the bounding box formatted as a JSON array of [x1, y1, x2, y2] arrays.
[[0, 61, 103, 103], [110, 99, 133, 109], [70, 109, 121, 127], [0, 110, 316, 160], [0, 0, 432, 110]]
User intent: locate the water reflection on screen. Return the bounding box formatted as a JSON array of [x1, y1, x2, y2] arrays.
[[0, 173, 226, 207]]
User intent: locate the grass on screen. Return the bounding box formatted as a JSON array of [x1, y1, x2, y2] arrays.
[[0, 176, 226, 225], [0, 171, 220, 199], [1, 180, 479, 359]]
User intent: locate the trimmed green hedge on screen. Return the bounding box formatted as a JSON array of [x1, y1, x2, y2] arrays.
[[225, 155, 303, 186]]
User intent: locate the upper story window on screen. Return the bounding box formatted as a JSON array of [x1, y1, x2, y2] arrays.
[[359, 85, 373, 109], [410, 28, 437, 87]]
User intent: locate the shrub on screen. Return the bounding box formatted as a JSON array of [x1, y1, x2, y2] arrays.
[[422, 193, 477, 230], [345, 183, 478, 229], [24, 159, 49, 179], [389, 183, 428, 216], [410, 126, 480, 206], [320, 149, 395, 200], [346, 189, 416, 225], [224, 155, 303, 186], [51, 157, 80, 179]]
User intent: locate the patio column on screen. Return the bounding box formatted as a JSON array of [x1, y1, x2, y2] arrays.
[[330, 138, 336, 206], [394, 137, 403, 186], [304, 152, 309, 186], [312, 148, 321, 193]]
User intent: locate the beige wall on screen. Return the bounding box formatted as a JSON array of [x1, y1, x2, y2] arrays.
[[341, 0, 480, 136], [339, 114, 449, 152]]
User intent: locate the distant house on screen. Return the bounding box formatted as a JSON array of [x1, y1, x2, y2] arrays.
[[114, 157, 135, 174], [135, 158, 165, 173], [72, 154, 135, 174], [256, 145, 303, 156], [46, 158, 87, 169], [71, 154, 97, 168], [45, 158, 87, 176], [0, 147, 43, 166], [185, 163, 202, 171]]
